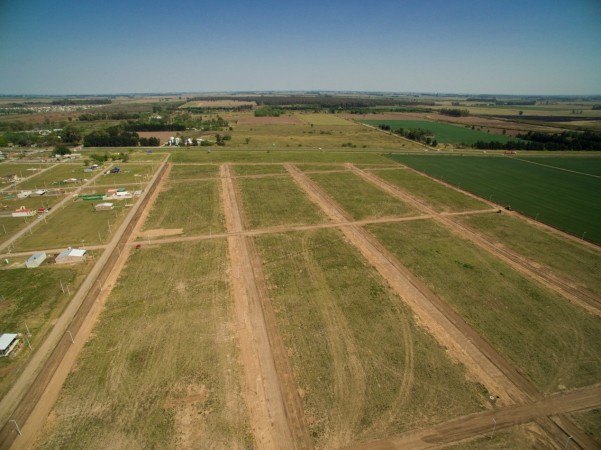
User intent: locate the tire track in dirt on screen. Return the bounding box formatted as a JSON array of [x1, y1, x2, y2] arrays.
[[345, 383, 601, 450], [284, 163, 530, 405], [349, 165, 601, 315], [220, 164, 312, 450]]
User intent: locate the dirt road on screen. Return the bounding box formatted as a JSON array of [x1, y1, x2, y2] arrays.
[[346, 383, 601, 449], [221, 164, 312, 450]]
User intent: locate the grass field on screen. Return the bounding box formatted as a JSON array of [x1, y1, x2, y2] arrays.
[[238, 175, 328, 229], [170, 150, 392, 164], [367, 220, 601, 393], [17, 164, 96, 189], [0, 164, 53, 186], [169, 164, 219, 179], [308, 172, 417, 220], [127, 151, 167, 162], [141, 179, 224, 237], [368, 168, 487, 213], [569, 409, 601, 445], [457, 213, 601, 297], [94, 164, 158, 185], [255, 229, 486, 447], [0, 217, 29, 243], [389, 155, 601, 244], [445, 424, 544, 449], [0, 264, 91, 399], [361, 120, 516, 145], [232, 164, 287, 176], [296, 164, 348, 172], [297, 113, 354, 126], [38, 240, 252, 449], [13, 199, 132, 251], [518, 156, 601, 176]]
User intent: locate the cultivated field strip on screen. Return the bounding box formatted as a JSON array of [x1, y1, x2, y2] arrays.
[[284, 164, 531, 404], [220, 164, 312, 450], [350, 165, 601, 315]]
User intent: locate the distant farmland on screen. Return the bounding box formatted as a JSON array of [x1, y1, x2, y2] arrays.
[[388, 155, 601, 245], [362, 120, 516, 145]]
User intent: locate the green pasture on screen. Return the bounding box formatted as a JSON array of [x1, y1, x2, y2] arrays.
[[362, 120, 516, 145], [368, 168, 487, 212], [39, 240, 252, 449], [232, 164, 287, 176], [457, 213, 601, 298], [309, 172, 417, 220], [17, 164, 96, 189], [169, 163, 219, 179], [141, 179, 224, 236], [13, 199, 132, 251], [389, 155, 601, 244], [94, 164, 158, 185], [518, 156, 601, 176], [367, 220, 601, 393], [255, 229, 486, 447], [0, 264, 90, 399], [238, 175, 328, 229]]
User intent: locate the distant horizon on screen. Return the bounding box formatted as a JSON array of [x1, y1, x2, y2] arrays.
[[2, 90, 601, 99]]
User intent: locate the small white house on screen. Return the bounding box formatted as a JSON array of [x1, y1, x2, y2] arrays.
[[55, 248, 87, 265], [25, 251, 47, 268], [0, 333, 19, 357], [17, 191, 32, 199], [95, 202, 114, 211]]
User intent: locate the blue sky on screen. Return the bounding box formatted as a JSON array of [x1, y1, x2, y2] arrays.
[[1, 0, 600, 95]]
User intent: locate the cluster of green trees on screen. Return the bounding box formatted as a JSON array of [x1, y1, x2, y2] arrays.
[[51, 98, 112, 105], [254, 106, 283, 117], [87, 151, 130, 163], [0, 126, 81, 147], [83, 126, 139, 147], [79, 112, 141, 121], [139, 137, 161, 146], [439, 108, 470, 117], [379, 124, 437, 146], [472, 130, 601, 150], [592, 105, 601, 110], [125, 123, 185, 131]]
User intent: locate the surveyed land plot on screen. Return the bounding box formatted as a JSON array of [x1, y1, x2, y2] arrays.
[[38, 240, 252, 449], [169, 164, 219, 180], [0, 264, 91, 400], [128, 151, 166, 162], [232, 164, 287, 176], [389, 155, 601, 244], [141, 179, 224, 238], [170, 150, 392, 164], [367, 220, 601, 393], [361, 120, 516, 145], [369, 168, 487, 213], [457, 213, 601, 298], [569, 409, 601, 446], [12, 199, 132, 251], [255, 228, 487, 448], [95, 164, 158, 185], [443, 423, 549, 449], [308, 172, 417, 221], [297, 113, 354, 126], [237, 175, 329, 229], [17, 164, 96, 190]]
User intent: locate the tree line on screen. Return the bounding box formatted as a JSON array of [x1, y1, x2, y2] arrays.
[[472, 130, 601, 151]]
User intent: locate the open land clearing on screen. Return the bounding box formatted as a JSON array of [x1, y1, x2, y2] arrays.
[[2, 147, 601, 449]]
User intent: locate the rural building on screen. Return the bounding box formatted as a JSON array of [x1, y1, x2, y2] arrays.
[[33, 189, 47, 196], [0, 333, 19, 357], [25, 251, 47, 268], [110, 167, 121, 174], [17, 191, 32, 199], [63, 178, 79, 183], [103, 191, 132, 201], [95, 202, 114, 211], [55, 248, 87, 264], [12, 207, 36, 217]]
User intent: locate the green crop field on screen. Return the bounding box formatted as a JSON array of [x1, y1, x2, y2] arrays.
[[255, 229, 486, 447], [518, 156, 601, 176], [308, 171, 417, 220], [238, 175, 328, 229], [367, 220, 601, 393], [169, 164, 219, 179], [388, 155, 601, 244], [361, 120, 516, 145], [38, 240, 252, 449]]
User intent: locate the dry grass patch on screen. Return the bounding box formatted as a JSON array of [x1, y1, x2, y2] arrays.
[[169, 164, 219, 180], [232, 164, 287, 176], [256, 229, 487, 448], [367, 220, 601, 393], [38, 240, 252, 449]]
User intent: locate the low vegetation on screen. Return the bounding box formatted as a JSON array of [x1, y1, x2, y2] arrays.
[[367, 220, 601, 393]]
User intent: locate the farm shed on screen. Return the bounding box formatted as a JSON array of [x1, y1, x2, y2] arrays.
[[95, 202, 114, 211], [55, 248, 87, 264], [0, 333, 19, 357], [25, 251, 47, 268]]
